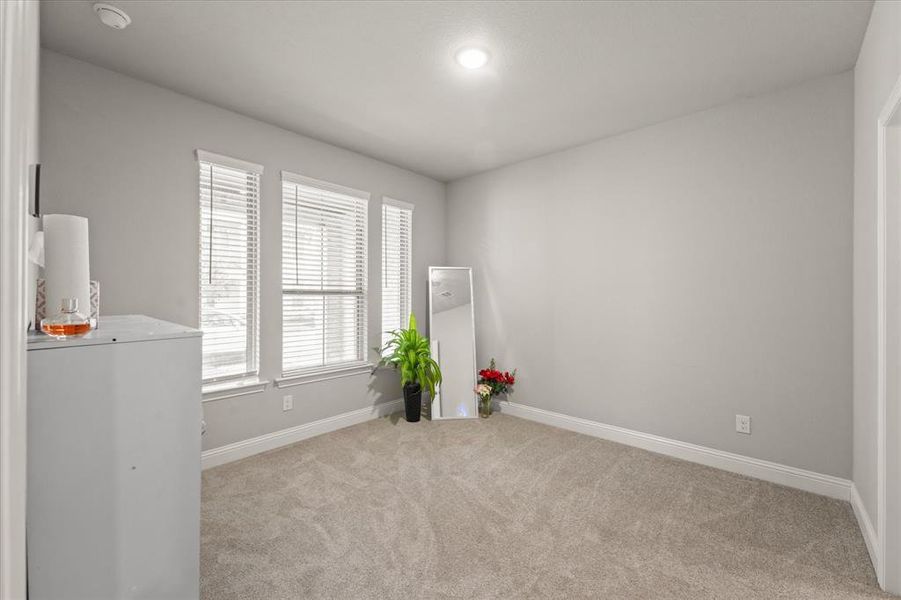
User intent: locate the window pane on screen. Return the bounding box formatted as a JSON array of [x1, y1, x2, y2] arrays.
[[381, 203, 412, 348], [283, 293, 365, 371], [199, 160, 260, 383], [282, 176, 368, 375]]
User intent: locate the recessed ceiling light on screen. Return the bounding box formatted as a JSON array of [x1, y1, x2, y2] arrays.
[[455, 47, 490, 70], [93, 3, 131, 30]]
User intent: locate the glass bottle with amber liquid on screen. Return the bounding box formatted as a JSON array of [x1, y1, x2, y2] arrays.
[[41, 297, 92, 339]]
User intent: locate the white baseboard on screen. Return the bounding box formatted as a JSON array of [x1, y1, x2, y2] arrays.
[[851, 483, 881, 578], [499, 400, 852, 501], [202, 399, 403, 470]]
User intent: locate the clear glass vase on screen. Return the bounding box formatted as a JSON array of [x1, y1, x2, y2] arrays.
[[41, 297, 92, 339], [479, 397, 493, 418]]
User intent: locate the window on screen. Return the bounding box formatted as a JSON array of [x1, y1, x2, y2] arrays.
[[381, 199, 413, 348], [197, 150, 262, 385], [281, 171, 369, 375]]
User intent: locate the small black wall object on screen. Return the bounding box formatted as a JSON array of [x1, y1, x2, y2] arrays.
[[29, 163, 40, 217]]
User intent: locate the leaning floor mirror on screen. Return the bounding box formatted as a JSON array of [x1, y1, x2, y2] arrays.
[[428, 266, 477, 419]]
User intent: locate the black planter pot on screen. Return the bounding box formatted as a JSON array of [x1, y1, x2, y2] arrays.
[[403, 383, 422, 422]]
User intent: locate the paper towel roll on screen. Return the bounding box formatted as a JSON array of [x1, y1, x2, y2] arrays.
[[42, 214, 90, 319]]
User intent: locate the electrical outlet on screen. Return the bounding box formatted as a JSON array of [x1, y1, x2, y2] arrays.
[[282, 395, 293, 412], [735, 414, 751, 435]]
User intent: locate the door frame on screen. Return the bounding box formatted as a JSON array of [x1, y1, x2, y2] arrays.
[[0, 1, 38, 597], [876, 72, 901, 594]]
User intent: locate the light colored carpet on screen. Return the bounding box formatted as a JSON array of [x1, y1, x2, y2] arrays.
[[201, 412, 891, 599]]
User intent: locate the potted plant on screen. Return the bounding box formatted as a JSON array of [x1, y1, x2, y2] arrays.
[[378, 313, 442, 422], [476, 359, 516, 418]]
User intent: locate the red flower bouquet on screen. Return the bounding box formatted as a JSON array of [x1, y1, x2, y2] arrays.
[[478, 358, 516, 398]]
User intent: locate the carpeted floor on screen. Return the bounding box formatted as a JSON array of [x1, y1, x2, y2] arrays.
[[201, 412, 892, 599]]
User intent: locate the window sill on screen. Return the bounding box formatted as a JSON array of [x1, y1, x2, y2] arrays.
[[275, 363, 373, 388], [202, 377, 268, 403]]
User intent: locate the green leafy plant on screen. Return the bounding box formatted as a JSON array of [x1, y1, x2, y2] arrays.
[[377, 313, 442, 396]]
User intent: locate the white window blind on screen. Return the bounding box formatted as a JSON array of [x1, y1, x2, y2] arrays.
[[281, 172, 369, 375], [381, 199, 413, 348], [197, 150, 262, 384]]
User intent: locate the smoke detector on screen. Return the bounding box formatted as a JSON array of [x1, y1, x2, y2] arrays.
[[93, 3, 131, 30]]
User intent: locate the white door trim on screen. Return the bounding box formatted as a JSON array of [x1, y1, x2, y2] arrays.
[[852, 482, 881, 578], [875, 72, 901, 592], [0, 1, 38, 598]]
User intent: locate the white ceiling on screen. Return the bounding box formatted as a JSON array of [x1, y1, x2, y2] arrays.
[[40, 0, 872, 182]]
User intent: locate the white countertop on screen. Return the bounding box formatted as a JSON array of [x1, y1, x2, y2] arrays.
[[27, 314, 201, 350]]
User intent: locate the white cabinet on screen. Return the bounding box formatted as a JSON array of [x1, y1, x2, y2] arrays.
[[27, 315, 202, 600]]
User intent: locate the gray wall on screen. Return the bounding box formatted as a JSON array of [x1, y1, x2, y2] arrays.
[[39, 50, 446, 450], [854, 0, 901, 531], [447, 72, 853, 478]]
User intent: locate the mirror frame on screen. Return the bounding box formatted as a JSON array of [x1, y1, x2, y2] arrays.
[[427, 266, 478, 420]]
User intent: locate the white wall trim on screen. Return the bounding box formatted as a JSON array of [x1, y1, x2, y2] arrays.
[[201, 399, 403, 470], [873, 71, 901, 591], [195, 148, 264, 174], [280, 170, 371, 200], [275, 363, 373, 389], [382, 196, 415, 212], [499, 401, 851, 501], [0, 2, 38, 597], [853, 483, 881, 577], [202, 377, 268, 402]]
